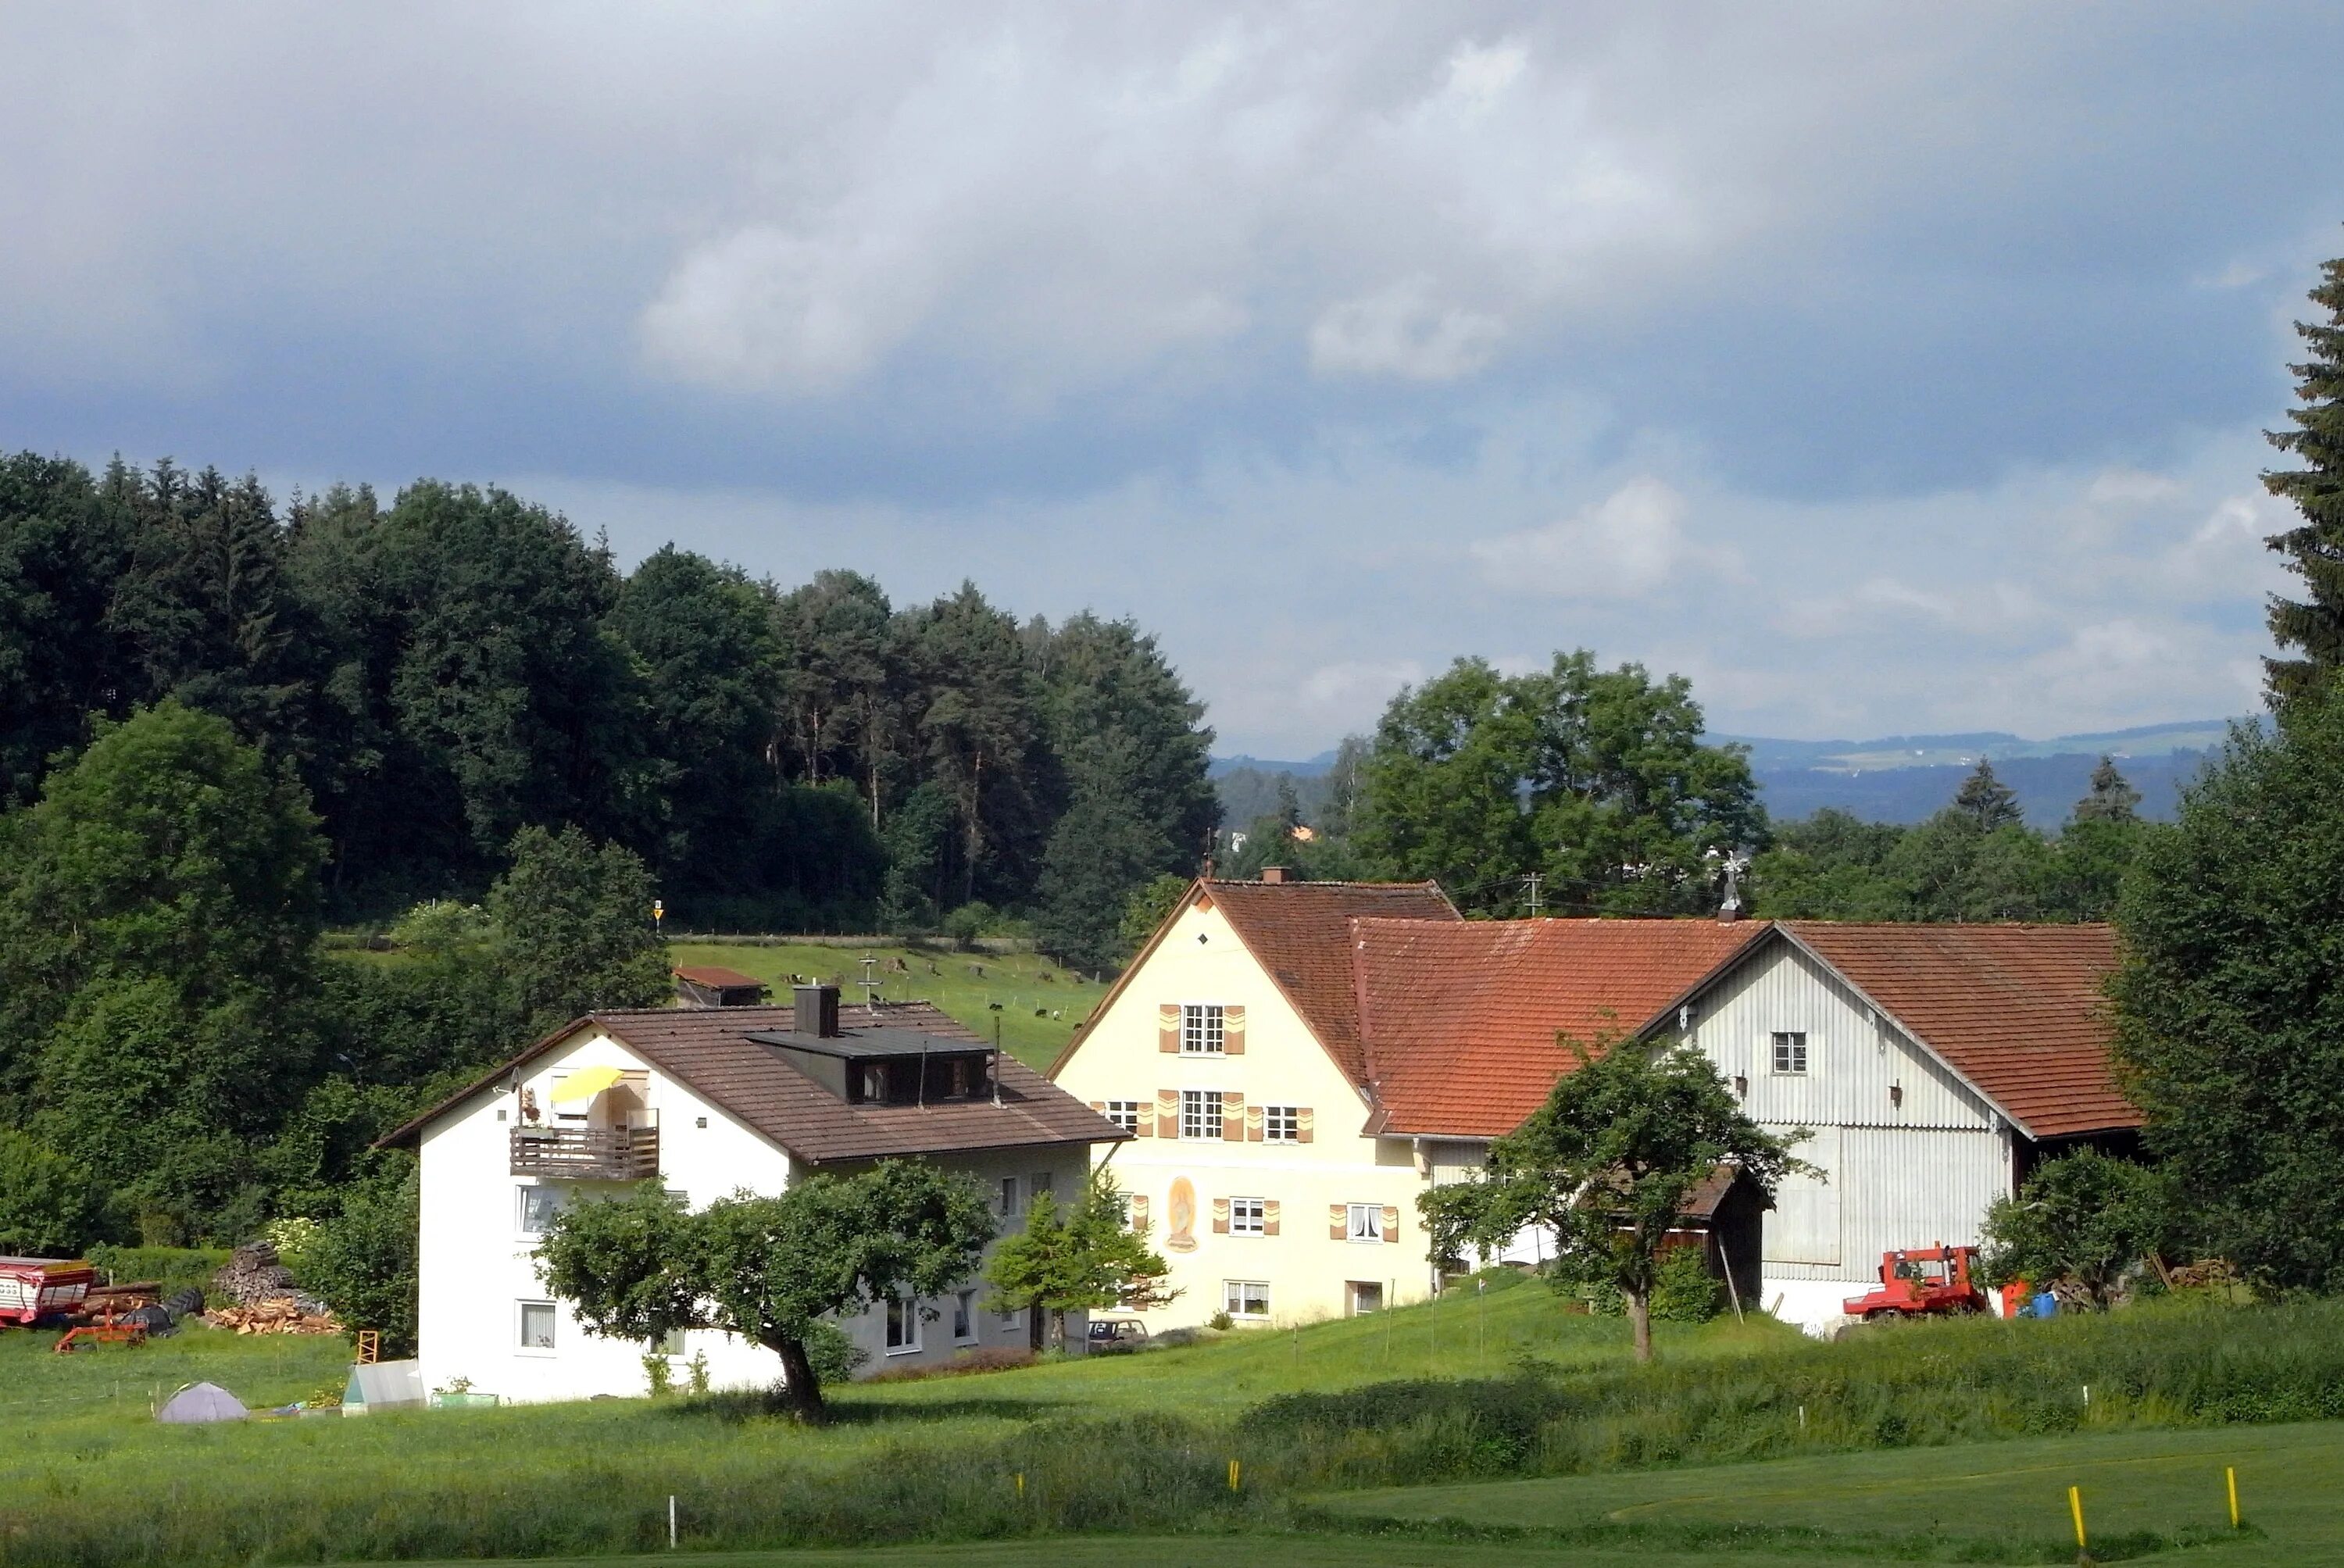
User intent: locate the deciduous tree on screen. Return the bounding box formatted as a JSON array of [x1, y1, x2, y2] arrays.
[[1978, 1148, 2175, 1309], [984, 1171, 1174, 1350]]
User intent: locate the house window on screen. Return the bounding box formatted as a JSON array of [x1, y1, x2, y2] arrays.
[[1263, 1105, 1300, 1143], [885, 1295, 920, 1354], [516, 1184, 566, 1236], [997, 1304, 1022, 1332], [1031, 1171, 1054, 1208], [657, 1327, 687, 1356], [1223, 1280, 1270, 1319], [999, 1176, 1023, 1218], [1772, 1031, 1809, 1074], [1230, 1197, 1266, 1236], [1181, 1003, 1225, 1055], [1104, 1099, 1141, 1133], [952, 1290, 977, 1343], [1180, 1089, 1224, 1141], [518, 1301, 557, 1351], [1346, 1203, 1384, 1244]]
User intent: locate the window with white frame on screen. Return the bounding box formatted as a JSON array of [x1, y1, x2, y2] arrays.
[[999, 1175, 1023, 1218], [1230, 1197, 1266, 1236], [1263, 1105, 1300, 1143], [884, 1295, 920, 1354], [1223, 1280, 1270, 1318], [1181, 1003, 1225, 1055], [518, 1301, 557, 1350], [1180, 1089, 1223, 1140], [1103, 1099, 1141, 1134], [952, 1289, 977, 1343], [1772, 1031, 1809, 1075], [516, 1184, 566, 1236], [657, 1327, 687, 1356], [1346, 1202, 1384, 1243]]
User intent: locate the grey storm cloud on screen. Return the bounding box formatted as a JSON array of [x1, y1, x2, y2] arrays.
[[1, 1, 2337, 753]]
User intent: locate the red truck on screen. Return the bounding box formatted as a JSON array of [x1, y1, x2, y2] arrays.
[[0, 1257, 96, 1326], [1842, 1244, 1988, 1320]]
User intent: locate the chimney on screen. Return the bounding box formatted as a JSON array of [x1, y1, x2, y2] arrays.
[[793, 983, 841, 1038], [1260, 866, 1291, 884]]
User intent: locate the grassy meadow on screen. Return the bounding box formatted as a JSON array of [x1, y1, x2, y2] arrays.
[[9, 1276, 2344, 1565]]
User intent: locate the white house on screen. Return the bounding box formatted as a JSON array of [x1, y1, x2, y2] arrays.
[[1632, 921, 2139, 1332], [381, 985, 1124, 1403]]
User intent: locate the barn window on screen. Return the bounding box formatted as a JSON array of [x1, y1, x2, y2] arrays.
[[1772, 1032, 1809, 1074]]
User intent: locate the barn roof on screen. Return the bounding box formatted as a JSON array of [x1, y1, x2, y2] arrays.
[[1352, 916, 1774, 1138], [1774, 922, 2136, 1139], [379, 1000, 1125, 1166], [674, 964, 766, 990]]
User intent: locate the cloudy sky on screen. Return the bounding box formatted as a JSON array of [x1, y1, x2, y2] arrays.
[[4, 3, 2338, 756]]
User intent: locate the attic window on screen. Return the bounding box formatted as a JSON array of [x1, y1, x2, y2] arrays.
[[1772, 1032, 1809, 1075], [1181, 1004, 1225, 1055]]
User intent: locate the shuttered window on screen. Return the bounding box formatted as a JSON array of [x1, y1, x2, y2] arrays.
[[1230, 1197, 1266, 1235], [1263, 1105, 1301, 1143], [1181, 1004, 1225, 1055], [1180, 1090, 1223, 1140], [1345, 1202, 1383, 1243]]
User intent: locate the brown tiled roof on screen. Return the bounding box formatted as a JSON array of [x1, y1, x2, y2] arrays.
[[674, 964, 766, 990], [380, 999, 1125, 1165], [1200, 879, 1460, 1082], [1778, 923, 2135, 1138], [1353, 917, 1773, 1138]]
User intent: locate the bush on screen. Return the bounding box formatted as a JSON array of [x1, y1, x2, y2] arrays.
[[803, 1320, 870, 1384], [0, 1130, 109, 1256], [1650, 1245, 1724, 1323], [865, 1346, 1036, 1383], [300, 1163, 418, 1354], [83, 1244, 230, 1299]]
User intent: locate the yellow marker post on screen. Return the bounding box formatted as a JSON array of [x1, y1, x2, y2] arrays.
[[1014, 1473, 1024, 1498], [1228, 1459, 1241, 1492], [2069, 1485, 2087, 1553], [2227, 1466, 2239, 1529]]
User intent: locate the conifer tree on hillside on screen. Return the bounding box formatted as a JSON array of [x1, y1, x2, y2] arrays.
[[1953, 759, 2024, 830], [2072, 755, 2142, 823], [2265, 249, 2344, 705]]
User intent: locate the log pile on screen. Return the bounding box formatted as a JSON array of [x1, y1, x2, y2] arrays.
[[207, 1297, 341, 1335], [211, 1241, 334, 1318]]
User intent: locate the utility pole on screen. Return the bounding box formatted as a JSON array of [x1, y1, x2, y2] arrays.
[[1523, 872, 1542, 917]]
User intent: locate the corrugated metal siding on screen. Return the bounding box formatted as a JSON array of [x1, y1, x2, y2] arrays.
[[1760, 1123, 2012, 1282], [1767, 1124, 1840, 1265], [1678, 944, 1992, 1131], [1427, 1140, 1488, 1186]]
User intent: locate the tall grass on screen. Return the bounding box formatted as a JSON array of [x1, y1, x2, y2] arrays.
[[5, 1291, 2343, 1566]]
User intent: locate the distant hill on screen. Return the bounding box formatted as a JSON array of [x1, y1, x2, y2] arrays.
[[1210, 719, 2249, 831]]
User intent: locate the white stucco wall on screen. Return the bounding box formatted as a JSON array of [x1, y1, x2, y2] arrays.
[[1056, 894, 1437, 1330], [416, 1023, 1095, 1404]]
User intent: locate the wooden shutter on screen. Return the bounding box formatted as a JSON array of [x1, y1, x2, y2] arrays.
[[1245, 1103, 1264, 1141], [1327, 1202, 1346, 1241], [1129, 1194, 1150, 1233], [1158, 1004, 1181, 1053], [1211, 1198, 1230, 1234], [1297, 1108, 1315, 1145], [1134, 1099, 1155, 1138], [1156, 1088, 1179, 1136], [1221, 1092, 1245, 1141], [1088, 1100, 1106, 1113], [1263, 1199, 1281, 1237], [1381, 1205, 1401, 1243], [1224, 1004, 1246, 1055]]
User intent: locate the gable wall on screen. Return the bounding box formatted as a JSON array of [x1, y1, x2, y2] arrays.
[[1055, 895, 1435, 1327]]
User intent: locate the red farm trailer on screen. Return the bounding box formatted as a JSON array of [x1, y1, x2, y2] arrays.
[[0, 1257, 97, 1326]]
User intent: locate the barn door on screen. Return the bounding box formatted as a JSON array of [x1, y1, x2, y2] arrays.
[[1766, 1124, 1840, 1266]]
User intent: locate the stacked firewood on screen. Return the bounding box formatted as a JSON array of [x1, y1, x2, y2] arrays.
[[210, 1241, 334, 1318], [207, 1297, 342, 1334]]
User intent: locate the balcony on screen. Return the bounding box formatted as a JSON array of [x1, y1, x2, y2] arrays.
[[509, 1125, 659, 1181]]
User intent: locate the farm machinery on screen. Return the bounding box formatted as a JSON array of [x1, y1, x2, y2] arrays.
[[1842, 1244, 1989, 1320], [0, 1256, 95, 1325]]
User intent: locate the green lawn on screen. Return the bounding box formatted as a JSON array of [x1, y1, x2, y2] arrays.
[[398, 1538, 1898, 1568], [668, 940, 1106, 1067], [1321, 1420, 2342, 1561]]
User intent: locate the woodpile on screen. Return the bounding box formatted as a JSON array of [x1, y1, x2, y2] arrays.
[[206, 1297, 342, 1335], [211, 1241, 334, 1319]]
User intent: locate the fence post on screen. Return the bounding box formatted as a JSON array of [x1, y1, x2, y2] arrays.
[[2227, 1466, 2239, 1529], [2069, 1485, 2086, 1554], [668, 1495, 677, 1549]]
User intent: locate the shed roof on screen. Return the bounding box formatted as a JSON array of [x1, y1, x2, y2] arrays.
[[1775, 922, 2135, 1139], [1352, 916, 1773, 1138], [674, 964, 766, 990], [380, 1000, 1125, 1166]]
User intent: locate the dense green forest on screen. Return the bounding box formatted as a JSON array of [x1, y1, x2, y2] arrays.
[[0, 452, 1218, 933]]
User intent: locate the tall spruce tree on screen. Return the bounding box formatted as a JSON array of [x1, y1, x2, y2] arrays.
[[1952, 759, 2024, 830], [2072, 755, 2142, 822], [2264, 250, 2344, 705]]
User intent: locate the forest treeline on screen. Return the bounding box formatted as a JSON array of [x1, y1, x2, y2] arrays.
[[0, 452, 1218, 938]]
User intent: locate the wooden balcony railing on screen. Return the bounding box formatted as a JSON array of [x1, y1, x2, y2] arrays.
[[509, 1126, 659, 1180]]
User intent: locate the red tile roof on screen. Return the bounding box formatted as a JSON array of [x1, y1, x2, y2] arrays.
[[1200, 879, 1460, 1082], [1778, 923, 2135, 1138], [674, 964, 766, 990], [1352, 916, 1773, 1138], [381, 1000, 1125, 1165]]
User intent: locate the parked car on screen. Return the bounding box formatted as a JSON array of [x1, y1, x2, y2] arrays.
[[1086, 1317, 1149, 1353]]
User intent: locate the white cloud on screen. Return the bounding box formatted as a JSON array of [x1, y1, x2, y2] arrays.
[[1309, 278, 1504, 381], [1467, 477, 1727, 599], [639, 226, 935, 393]]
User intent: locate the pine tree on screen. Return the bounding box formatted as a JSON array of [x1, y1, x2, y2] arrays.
[[2072, 755, 2142, 823], [1953, 760, 2024, 830], [2265, 251, 2344, 705]]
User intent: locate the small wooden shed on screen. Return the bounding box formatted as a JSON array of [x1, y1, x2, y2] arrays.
[[674, 966, 772, 1009]]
